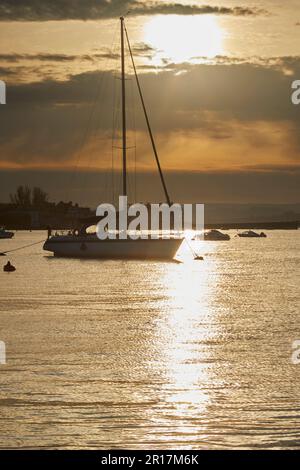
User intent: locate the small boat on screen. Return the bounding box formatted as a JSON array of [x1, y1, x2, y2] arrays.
[[204, 229, 230, 241], [0, 227, 14, 239], [193, 230, 230, 241], [238, 230, 267, 238], [3, 261, 16, 272]]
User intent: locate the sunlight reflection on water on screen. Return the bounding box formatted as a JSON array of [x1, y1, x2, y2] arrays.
[[0, 231, 300, 449]]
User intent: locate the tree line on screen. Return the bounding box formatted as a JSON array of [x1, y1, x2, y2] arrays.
[[9, 186, 49, 208]]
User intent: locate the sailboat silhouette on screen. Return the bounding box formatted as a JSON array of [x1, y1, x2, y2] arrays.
[[43, 17, 182, 259]]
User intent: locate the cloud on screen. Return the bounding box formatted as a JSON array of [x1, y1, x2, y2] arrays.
[[0, 66, 24, 77], [0, 1, 267, 21], [0, 45, 158, 82], [0, 44, 156, 64], [1, 57, 299, 199], [0, 53, 81, 63], [129, 3, 265, 17], [3, 56, 300, 122]]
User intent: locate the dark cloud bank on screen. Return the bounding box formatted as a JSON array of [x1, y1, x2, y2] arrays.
[[2, 57, 300, 135], [0, 0, 266, 21], [1, 58, 300, 204]]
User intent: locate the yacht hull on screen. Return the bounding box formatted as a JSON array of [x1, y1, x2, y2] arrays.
[[43, 236, 182, 260], [0, 232, 14, 239]]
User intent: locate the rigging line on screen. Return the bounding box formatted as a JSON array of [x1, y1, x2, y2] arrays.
[[96, 24, 119, 204], [66, 21, 119, 204], [112, 89, 122, 204], [120, 17, 127, 197], [112, 101, 119, 202], [111, 51, 117, 205], [112, 60, 123, 203], [66, 73, 104, 202], [126, 36, 136, 204], [111, 35, 122, 205], [96, 23, 119, 205], [1, 239, 45, 255], [131, 65, 138, 203], [32, 60, 68, 194], [124, 22, 171, 206], [113, 145, 136, 150], [184, 236, 202, 260], [111, 78, 120, 203]]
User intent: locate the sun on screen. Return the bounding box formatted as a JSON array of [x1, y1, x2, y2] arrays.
[[143, 14, 224, 64]]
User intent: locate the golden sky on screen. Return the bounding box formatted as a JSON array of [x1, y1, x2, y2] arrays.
[[0, 1, 299, 203]]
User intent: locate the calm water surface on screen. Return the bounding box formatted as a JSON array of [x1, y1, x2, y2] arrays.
[[0, 230, 299, 449]]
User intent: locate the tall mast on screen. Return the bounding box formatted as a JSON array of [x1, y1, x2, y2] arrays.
[[120, 17, 127, 197], [124, 21, 171, 206]]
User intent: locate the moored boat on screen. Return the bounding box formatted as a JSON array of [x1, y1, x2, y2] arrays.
[[43, 17, 183, 260], [238, 230, 267, 238], [204, 229, 230, 241], [0, 227, 14, 239], [43, 234, 181, 259]]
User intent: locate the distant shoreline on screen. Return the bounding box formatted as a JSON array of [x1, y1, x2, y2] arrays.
[[2, 221, 298, 231], [204, 221, 299, 230]]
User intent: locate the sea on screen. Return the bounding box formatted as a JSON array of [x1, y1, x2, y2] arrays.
[[0, 230, 299, 449]]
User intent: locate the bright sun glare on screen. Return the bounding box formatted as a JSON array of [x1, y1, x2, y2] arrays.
[[144, 15, 224, 64]]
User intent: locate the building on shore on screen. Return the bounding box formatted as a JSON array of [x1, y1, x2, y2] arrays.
[[0, 201, 93, 230]]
